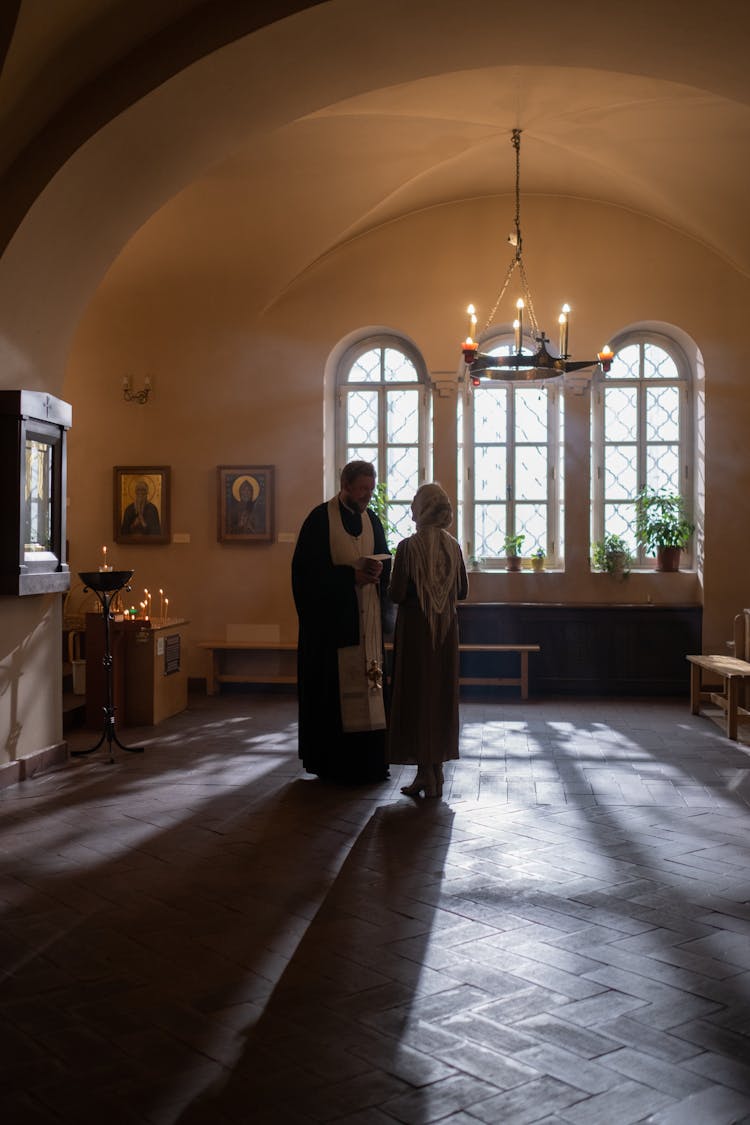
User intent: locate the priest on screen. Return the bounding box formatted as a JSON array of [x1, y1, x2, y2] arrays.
[[292, 461, 392, 783]]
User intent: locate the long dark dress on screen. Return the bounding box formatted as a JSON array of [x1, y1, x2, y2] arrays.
[[291, 500, 391, 783], [387, 536, 468, 765]]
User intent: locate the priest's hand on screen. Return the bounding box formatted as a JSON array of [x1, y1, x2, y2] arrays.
[[355, 558, 382, 585]]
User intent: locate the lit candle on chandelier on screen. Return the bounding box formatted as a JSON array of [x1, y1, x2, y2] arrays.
[[462, 302, 479, 365], [462, 304, 479, 364], [514, 298, 524, 352], [597, 343, 614, 372], [463, 337, 478, 361], [559, 304, 570, 357], [466, 304, 477, 343]]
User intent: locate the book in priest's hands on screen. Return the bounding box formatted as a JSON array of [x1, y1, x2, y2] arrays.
[[356, 554, 390, 571]]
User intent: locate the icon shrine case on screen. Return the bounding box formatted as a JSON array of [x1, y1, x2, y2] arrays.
[[0, 390, 72, 595]]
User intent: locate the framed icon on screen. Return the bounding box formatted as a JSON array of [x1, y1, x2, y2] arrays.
[[114, 466, 170, 545], [217, 465, 274, 543]]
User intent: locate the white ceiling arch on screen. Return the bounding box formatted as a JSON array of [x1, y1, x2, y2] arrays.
[[1, 0, 748, 386]]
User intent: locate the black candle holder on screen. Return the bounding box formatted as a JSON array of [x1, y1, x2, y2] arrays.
[[70, 570, 144, 760]]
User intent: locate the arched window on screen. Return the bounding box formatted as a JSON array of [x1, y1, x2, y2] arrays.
[[336, 336, 430, 542], [591, 332, 692, 566], [462, 338, 564, 565]]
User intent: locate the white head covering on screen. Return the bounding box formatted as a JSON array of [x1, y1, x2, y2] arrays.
[[405, 483, 462, 647]]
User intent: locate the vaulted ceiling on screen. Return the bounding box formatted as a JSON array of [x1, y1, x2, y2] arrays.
[[2, 0, 749, 305]]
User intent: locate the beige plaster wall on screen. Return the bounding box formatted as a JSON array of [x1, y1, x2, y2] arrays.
[[63, 193, 749, 686], [2, 0, 748, 774], [1, 188, 748, 769], [0, 595, 64, 766]]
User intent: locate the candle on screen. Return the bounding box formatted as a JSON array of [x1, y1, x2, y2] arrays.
[[462, 304, 478, 354], [159, 588, 164, 621], [462, 339, 478, 365], [515, 298, 524, 351], [165, 598, 169, 622], [99, 545, 109, 572], [597, 344, 614, 373], [466, 304, 477, 343], [559, 304, 570, 358], [561, 304, 570, 357]]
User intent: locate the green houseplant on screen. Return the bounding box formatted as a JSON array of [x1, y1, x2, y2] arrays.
[[634, 488, 694, 572], [530, 546, 546, 573], [592, 533, 633, 580], [503, 532, 525, 572], [368, 481, 399, 552]]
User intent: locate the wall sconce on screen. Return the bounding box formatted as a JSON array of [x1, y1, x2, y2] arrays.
[[122, 374, 152, 404]]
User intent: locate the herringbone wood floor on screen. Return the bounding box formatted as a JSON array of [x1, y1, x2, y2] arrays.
[[2, 693, 750, 1124]]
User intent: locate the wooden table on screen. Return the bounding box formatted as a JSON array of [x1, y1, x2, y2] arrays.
[[686, 654, 750, 740]]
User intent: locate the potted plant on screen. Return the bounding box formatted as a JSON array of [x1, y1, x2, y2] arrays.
[[592, 533, 633, 580], [530, 546, 546, 573], [503, 532, 525, 572], [634, 488, 694, 572], [369, 481, 399, 552]]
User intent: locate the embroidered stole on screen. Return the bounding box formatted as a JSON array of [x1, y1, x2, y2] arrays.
[[327, 497, 386, 733]]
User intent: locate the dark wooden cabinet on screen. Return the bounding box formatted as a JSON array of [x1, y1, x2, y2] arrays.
[[0, 390, 71, 595], [457, 603, 702, 696], [85, 614, 189, 727]]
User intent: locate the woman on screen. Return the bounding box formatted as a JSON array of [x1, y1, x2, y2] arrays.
[[388, 483, 468, 798]]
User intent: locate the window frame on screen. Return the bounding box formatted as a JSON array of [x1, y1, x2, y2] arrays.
[[462, 335, 564, 567], [591, 330, 693, 568], [335, 334, 430, 537]]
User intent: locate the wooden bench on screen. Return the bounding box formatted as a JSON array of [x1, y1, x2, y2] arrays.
[[386, 642, 540, 700], [199, 640, 540, 699], [686, 654, 750, 740], [197, 641, 297, 695]]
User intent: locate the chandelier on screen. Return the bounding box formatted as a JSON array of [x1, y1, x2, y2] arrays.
[[461, 129, 613, 385]]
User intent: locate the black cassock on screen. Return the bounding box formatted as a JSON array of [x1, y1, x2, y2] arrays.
[[292, 500, 391, 783]]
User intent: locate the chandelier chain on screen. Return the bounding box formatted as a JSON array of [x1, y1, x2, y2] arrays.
[[481, 128, 539, 337], [512, 127, 522, 262], [462, 127, 612, 382]]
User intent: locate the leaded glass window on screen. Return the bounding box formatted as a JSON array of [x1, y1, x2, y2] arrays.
[[463, 340, 563, 565], [591, 333, 691, 566], [337, 338, 429, 543]]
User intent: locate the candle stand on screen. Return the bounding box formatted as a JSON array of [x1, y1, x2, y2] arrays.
[[71, 570, 144, 760]]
